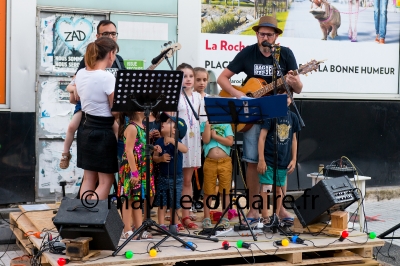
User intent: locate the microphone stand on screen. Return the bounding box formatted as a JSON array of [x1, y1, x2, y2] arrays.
[[267, 44, 305, 235], [262, 42, 304, 127]]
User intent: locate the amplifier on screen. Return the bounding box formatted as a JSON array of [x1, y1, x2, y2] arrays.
[[53, 198, 124, 251], [291, 175, 360, 227], [323, 165, 355, 178]]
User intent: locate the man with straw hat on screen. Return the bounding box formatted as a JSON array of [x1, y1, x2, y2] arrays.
[[217, 16, 303, 226]]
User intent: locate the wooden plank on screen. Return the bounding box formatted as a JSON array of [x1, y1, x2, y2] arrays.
[[350, 247, 373, 258], [19, 204, 58, 233], [230, 257, 379, 265], [276, 252, 302, 264]]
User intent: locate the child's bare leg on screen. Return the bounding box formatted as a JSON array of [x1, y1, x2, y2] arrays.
[[275, 186, 283, 219], [63, 111, 82, 153], [143, 197, 154, 219], [221, 193, 231, 219], [132, 199, 143, 230], [158, 207, 166, 225], [260, 184, 272, 219], [122, 199, 133, 233], [203, 194, 211, 219]]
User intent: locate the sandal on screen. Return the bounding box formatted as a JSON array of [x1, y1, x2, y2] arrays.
[[176, 223, 185, 231], [241, 217, 259, 225], [189, 208, 197, 221], [165, 209, 171, 221], [139, 230, 153, 239], [59, 152, 72, 169], [281, 217, 294, 227], [220, 217, 230, 229], [202, 218, 213, 229], [159, 224, 168, 231], [182, 217, 198, 230], [120, 230, 138, 241]]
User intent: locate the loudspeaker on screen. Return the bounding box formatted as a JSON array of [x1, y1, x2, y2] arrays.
[[291, 175, 360, 227], [53, 197, 124, 251]]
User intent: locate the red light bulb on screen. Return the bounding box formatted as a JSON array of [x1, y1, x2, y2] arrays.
[[339, 230, 349, 241], [222, 240, 230, 250], [57, 258, 67, 266]]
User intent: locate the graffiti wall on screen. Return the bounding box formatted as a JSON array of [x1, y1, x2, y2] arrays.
[[198, 0, 400, 96], [39, 12, 104, 74], [37, 12, 105, 198]]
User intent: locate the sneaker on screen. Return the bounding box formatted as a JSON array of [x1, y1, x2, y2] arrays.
[[375, 35, 379, 43], [379, 38, 385, 44]]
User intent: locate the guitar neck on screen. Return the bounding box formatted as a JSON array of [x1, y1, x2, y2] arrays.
[[253, 70, 298, 98], [147, 60, 162, 70]]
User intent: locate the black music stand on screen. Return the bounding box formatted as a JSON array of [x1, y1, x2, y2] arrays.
[[111, 70, 217, 256], [111, 70, 192, 254], [378, 224, 400, 240], [204, 95, 287, 241]]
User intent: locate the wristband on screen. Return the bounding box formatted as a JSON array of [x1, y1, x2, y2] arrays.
[[130, 170, 139, 178]]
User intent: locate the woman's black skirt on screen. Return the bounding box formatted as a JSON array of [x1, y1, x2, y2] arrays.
[[77, 112, 118, 173]]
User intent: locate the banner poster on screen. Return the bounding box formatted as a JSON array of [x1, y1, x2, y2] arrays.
[[199, 1, 399, 95], [40, 13, 99, 74]]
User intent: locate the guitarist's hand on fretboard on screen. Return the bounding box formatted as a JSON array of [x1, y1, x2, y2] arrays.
[[285, 70, 303, 94]]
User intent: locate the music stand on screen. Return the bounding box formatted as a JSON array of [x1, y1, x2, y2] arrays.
[[111, 70, 191, 254], [378, 224, 400, 240], [204, 95, 287, 241], [111, 70, 217, 256]]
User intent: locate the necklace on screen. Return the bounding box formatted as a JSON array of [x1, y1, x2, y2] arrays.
[[183, 92, 195, 138]]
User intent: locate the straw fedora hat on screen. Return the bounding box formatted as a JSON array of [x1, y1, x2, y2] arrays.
[[252, 16, 283, 35]]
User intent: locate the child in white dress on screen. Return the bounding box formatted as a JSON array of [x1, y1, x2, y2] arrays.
[[176, 63, 202, 229]]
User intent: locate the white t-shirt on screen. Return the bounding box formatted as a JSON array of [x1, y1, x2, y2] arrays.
[[75, 69, 115, 117]]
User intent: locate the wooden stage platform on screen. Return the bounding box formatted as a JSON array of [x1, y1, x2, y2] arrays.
[[9, 204, 385, 266]]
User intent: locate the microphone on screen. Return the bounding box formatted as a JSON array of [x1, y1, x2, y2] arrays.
[[261, 41, 274, 48], [151, 48, 171, 65]]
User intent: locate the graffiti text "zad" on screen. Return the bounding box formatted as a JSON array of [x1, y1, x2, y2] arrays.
[[64, 31, 86, 42]]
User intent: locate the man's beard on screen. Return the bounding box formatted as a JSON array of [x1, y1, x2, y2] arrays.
[[258, 43, 271, 53]]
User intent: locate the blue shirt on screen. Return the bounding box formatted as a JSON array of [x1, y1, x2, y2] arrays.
[[200, 122, 234, 157], [261, 110, 300, 169], [155, 137, 183, 176]]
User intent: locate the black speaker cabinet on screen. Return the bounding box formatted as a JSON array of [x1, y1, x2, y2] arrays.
[[53, 198, 124, 251], [291, 175, 360, 227]]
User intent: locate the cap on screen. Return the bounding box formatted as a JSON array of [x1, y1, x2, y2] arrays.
[[160, 112, 187, 139]]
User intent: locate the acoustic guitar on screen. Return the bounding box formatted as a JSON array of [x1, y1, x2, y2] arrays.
[[219, 59, 323, 132]]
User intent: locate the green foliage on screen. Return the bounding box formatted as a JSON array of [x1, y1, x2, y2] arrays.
[[202, 13, 237, 34]]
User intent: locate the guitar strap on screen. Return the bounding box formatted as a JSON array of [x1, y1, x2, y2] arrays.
[[272, 44, 281, 85], [241, 45, 282, 86]]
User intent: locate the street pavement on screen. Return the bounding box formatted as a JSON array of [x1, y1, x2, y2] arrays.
[[284, 0, 400, 44], [347, 198, 400, 265]]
